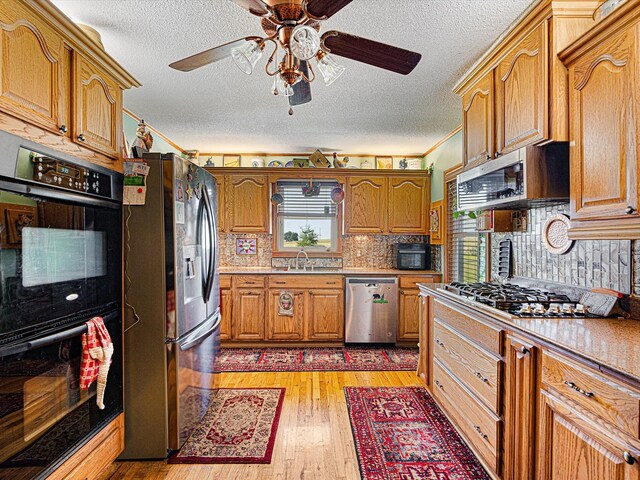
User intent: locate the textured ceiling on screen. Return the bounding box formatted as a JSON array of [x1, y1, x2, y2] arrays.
[[52, 0, 534, 155]]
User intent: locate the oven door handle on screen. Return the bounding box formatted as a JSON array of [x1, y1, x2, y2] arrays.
[[0, 310, 119, 357], [0, 178, 119, 209]]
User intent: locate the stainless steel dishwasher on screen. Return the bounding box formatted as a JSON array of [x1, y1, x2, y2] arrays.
[[345, 278, 398, 343]]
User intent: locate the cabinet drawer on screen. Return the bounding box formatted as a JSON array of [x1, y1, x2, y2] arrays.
[[432, 359, 501, 473], [234, 275, 265, 288], [542, 350, 640, 438], [219, 275, 232, 289], [433, 319, 500, 414], [432, 299, 502, 354], [399, 275, 439, 289], [268, 275, 342, 289]]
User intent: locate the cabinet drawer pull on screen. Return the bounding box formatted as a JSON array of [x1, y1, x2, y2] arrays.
[[59, 124, 68, 134], [564, 381, 594, 398], [434, 380, 444, 390], [623, 451, 636, 465], [273, 281, 285, 285], [435, 339, 444, 348], [77, 134, 86, 142], [473, 425, 488, 440], [326, 281, 337, 285], [474, 372, 489, 384]]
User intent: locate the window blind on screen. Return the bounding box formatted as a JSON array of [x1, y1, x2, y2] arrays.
[[446, 179, 486, 283], [276, 180, 339, 218]]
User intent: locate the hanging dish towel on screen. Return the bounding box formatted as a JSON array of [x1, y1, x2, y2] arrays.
[[80, 317, 114, 409]]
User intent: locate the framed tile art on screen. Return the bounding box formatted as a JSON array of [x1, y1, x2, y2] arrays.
[[236, 237, 257, 255]]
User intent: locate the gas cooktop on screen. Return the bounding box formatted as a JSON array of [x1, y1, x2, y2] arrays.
[[444, 282, 588, 318]]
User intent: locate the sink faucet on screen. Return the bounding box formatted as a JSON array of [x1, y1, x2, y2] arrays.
[[295, 249, 309, 271]]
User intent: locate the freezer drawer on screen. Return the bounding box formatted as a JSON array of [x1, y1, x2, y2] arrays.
[[345, 278, 398, 343]]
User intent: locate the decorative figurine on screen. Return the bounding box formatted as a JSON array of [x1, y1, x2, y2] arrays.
[[399, 158, 408, 169], [332, 152, 349, 168], [131, 120, 154, 158]]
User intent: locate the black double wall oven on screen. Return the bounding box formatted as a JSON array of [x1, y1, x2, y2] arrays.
[[0, 132, 122, 479]]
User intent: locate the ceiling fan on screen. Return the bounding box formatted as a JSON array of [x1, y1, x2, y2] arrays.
[[169, 0, 422, 114]]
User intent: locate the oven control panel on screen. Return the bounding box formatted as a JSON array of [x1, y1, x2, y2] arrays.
[[31, 155, 112, 198]]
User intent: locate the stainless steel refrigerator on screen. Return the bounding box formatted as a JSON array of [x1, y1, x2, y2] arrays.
[[120, 153, 220, 459]]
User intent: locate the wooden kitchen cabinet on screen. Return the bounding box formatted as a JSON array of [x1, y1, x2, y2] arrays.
[[496, 22, 548, 156], [233, 288, 265, 340], [228, 175, 269, 233], [72, 52, 122, 159], [0, 1, 66, 135], [462, 70, 494, 168], [504, 334, 538, 480], [345, 176, 387, 233], [538, 389, 640, 480], [387, 176, 429, 234], [267, 290, 305, 341], [307, 289, 344, 340], [214, 174, 227, 233], [455, 1, 597, 171], [398, 288, 420, 341], [219, 275, 232, 341], [560, 6, 640, 239]]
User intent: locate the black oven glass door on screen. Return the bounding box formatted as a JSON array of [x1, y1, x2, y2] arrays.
[[0, 310, 122, 479], [0, 185, 121, 343]]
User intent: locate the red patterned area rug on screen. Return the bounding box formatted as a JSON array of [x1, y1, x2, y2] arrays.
[[215, 347, 418, 372], [345, 386, 490, 480], [169, 388, 285, 464]]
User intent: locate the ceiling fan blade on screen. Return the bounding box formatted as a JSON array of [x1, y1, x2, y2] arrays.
[[169, 37, 257, 72], [229, 0, 271, 17], [305, 0, 353, 19], [289, 61, 312, 106], [322, 31, 422, 75]]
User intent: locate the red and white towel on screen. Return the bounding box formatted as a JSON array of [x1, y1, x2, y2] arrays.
[[80, 317, 114, 410]]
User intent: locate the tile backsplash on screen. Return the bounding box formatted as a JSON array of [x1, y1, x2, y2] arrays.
[[491, 205, 635, 295], [219, 233, 441, 271]]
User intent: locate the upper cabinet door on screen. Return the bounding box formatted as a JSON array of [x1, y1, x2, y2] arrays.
[[228, 175, 269, 233], [387, 176, 429, 234], [73, 53, 122, 159], [496, 23, 549, 155], [0, 3, 65, 135], [462, 71, 494, 168], [345, 176, 387, 233], [568, 24, 638, 222]]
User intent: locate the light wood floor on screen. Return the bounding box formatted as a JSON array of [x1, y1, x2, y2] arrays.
[[100, 371, 423, 480]]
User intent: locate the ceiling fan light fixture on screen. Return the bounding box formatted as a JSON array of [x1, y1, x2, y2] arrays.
[[273, 73, 294, 97], [290, 25, 321, 61], [316, 51, 345, 86], [231, 40, 264, 74]]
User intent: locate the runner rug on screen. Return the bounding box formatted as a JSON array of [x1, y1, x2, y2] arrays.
[[215, 347, 418, 372], [345, 386, 490, 480], [170, 388, 285, 464]]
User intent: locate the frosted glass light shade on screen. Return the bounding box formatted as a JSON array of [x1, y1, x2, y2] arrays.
[[272, 74, 294, 97], [290, 25, 321, 61], [317, 53, 345, 86], [231, 40, 263, 75]]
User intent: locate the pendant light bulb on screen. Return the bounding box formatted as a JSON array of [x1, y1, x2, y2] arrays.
[[231, 40, 263, 75]]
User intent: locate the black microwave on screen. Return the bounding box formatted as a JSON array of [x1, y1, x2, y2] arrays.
[[391, 243, 431, 270]]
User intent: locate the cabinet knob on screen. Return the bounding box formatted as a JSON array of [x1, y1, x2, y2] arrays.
[[521, 346, 529, 355], [624, 451, 636, 465], [486, 155, 491, 160], [626, 206, 637, 215], [495, 151, 502, 158], [77, 134, 86, 142], [58, 124, 68, 134]]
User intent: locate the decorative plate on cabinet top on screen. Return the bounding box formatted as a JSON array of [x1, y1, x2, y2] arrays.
[[542, 214, 574, 255]]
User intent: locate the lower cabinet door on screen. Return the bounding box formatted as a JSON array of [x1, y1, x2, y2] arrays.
[[233, 289, 265, 340], [538, 389, 640, 480], [398, 289, 420, 341], [504, 334, 538, 480], [307, 289, 344, 340], [267, 289, 305, 341], [219, 288, 232, 341]]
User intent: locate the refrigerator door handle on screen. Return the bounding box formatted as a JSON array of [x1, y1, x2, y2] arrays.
[[178, 308, 221, 351], [202, 186, 216, 304], [197, 193, 213, 304]]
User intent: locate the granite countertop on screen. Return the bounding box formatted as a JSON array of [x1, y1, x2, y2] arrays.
[[219, 267, 442, 276], [419, 283, 640, 384]]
